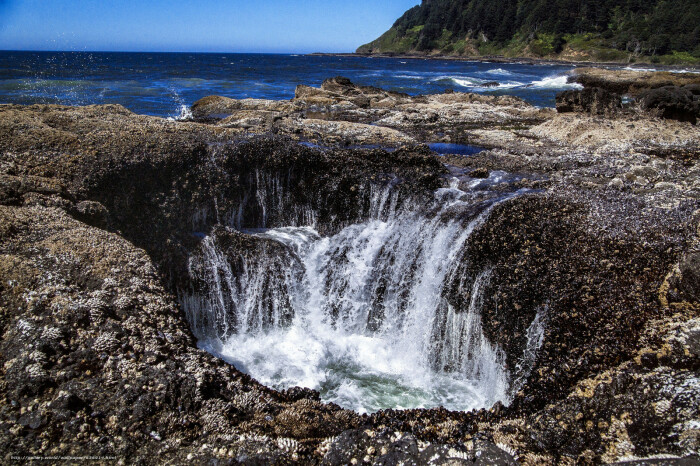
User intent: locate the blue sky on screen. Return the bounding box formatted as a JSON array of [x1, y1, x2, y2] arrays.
[[0, 0, 419, 53]]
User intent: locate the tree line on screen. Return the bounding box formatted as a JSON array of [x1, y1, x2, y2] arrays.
[[391, 0, 700, 57]]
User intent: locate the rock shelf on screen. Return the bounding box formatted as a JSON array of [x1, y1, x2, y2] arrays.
[[0, 72, 698, 464]]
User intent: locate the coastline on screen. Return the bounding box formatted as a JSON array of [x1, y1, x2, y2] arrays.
[[309, 52, 700, 71], [1, 71, 698, 463]]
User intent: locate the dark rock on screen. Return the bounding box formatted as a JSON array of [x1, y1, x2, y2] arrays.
[[474, 441, 517, 465], [283, 386, 321, 402], [556, 87, 622, 116], [52, 392, 88, 412], [571, 68, 700, 95], [640, 86, 699, 124], [321, 429, 369, 465], [677, 251, 700, 301], [417, 444, 473, 464], [684, 84, 700, 96], [71, 200, 110, 228], [18, 412, 47, 430], [374, 435, 420, 465], [321, 76, 359, 95], [0, 93, 697, 465], [470, 167, 490, 179], [482, 81, 500, 88]]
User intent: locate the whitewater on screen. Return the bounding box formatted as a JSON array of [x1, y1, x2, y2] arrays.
[[181, 172, 543, 413]]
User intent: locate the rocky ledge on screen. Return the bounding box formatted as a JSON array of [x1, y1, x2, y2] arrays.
[[569, 68, 700, 96], [1, 69, 699, 465], [190, 76, 550, 149], [566, 68, 700, 124]]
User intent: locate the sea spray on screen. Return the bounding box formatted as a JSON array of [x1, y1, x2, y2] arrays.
[[182, 177, 528, 413]]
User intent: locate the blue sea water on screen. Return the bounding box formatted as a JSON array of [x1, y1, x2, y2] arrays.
[[0, 51, 582, 118]]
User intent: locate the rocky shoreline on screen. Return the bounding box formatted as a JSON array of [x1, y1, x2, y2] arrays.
[[310, 53, 700, 71], [1, 68, 699, 464]]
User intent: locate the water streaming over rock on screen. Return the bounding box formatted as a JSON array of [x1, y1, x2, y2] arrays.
[[181, 175, 533, 413]]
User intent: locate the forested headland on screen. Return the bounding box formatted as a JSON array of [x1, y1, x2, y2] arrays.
[[357, 0, 700, 64]]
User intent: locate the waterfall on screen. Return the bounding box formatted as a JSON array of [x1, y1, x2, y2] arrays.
[[181, 176, 527, 413], [182, 231, 302, 340]]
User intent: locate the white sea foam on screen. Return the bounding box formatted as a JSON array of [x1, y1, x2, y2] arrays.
[[451, 78, 477, 87], [471, 81, 523, 90], [167, 104, 193, 121], [496, 81, 523, 89], [529, 75, 583, 89], [486, 68, 514, 76], [431, 75, 480, 87], [623, 66, 661, 73], [183, 181, 526, 413], [623, 66, 700, 74], [431, 73, 579, 91], [394, 74, 424, 80]]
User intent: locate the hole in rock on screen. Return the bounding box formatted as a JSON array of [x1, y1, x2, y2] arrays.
[[180, 173, 541, 414]]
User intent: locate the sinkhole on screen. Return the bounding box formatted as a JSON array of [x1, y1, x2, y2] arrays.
[[179, 171, 542, 414]]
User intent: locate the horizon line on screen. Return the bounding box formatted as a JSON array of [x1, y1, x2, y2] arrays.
[[0, 48, 356, 55]]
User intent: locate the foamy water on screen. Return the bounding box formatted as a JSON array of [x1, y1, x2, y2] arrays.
[[182, 178, 535, 413], [431, 72, 582, 92]]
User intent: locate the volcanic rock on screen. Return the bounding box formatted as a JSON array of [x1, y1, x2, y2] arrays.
[[0, 71, 698, 465], [571, 68, 700, 96], [556, 87, 622, 116], [640, 86, 699, 124], [470, 167, 490, 178]]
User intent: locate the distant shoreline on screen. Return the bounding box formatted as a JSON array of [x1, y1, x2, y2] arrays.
[[309, 52, 700, 72]]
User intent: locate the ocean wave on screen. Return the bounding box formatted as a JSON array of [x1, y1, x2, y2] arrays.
[[485, 68, 514, 76], [529, 75, 582, 90], [623, 66, 659, 73], [431, 75, 480, 87], [468, 81, 524, 90], [394, 74, 424, 80], [431, 74, 535, 90], [494, 81, 523, 89], [450, 77, 479, 87]]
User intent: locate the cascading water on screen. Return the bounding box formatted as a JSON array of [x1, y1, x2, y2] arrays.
[[182, 172, 531, 414]]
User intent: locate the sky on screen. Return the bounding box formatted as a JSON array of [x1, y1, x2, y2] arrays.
[[0, 0, 420, 53]]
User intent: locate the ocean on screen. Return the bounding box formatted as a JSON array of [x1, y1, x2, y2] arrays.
[[0, 51, 582, 117]]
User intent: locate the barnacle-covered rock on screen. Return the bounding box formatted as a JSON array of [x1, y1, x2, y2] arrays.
[[0, 83, 698, 465]]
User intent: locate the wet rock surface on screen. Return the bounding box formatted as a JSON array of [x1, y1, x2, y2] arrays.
[[567, 68, 700, 125], [190, 76, 551, 149], [570, 68, 700, 96], [556, 87, 622, 116], [1, 67, 699, 465]]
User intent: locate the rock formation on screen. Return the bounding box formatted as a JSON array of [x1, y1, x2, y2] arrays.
[[566, 68, 700, 124], [0, 70, 699, 464], [555, 87, 622, 116]]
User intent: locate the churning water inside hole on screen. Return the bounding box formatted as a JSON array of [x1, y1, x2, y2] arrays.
[[182, 176, 531, 414]]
